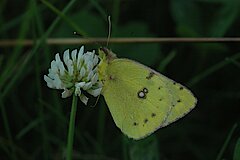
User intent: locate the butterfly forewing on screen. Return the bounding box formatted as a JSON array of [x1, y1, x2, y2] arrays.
[[102, 59, 175, 139]]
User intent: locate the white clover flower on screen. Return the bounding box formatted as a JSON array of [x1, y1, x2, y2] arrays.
[[44, 46, 102, 105]]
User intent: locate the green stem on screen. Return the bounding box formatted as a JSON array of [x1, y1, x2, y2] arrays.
[[66, 95, 78, 160]]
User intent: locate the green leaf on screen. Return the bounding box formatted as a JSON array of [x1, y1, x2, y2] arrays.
[[171, 0, 240, 36], [128, 136, 160, 160], [171, 0, 203, 36], [208, 1, 240, 36]]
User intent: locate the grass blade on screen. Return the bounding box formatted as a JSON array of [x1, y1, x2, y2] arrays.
[[234, 137, 240, 160], [188, 52, 240, 87], [0, 95, 17, 160], [216, 123, 238, 160], [226, 57, 240, 69], [89, 0, 107, 19], [41, 0, 88, 37], [16, 117, 47, 140], [158, 50, 176, 72]]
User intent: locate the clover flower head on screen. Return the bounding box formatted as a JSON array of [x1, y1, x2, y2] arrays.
[[44, 46, 102, 105]]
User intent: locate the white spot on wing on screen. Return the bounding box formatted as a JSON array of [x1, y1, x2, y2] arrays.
[[138, 91, 145, 98]]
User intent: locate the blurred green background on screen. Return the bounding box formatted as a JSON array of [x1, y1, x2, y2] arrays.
[[0, 0, 240, 159]]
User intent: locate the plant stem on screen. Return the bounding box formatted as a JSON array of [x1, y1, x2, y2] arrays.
[[66, 95, 78, 160], [2, 37, 240, 47]]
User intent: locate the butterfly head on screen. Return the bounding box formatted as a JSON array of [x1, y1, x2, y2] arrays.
[[98, 47, 117, 61], [97, 47, 116, 84]]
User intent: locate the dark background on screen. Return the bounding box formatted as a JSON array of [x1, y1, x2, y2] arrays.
[[0, 0, 240, 159]]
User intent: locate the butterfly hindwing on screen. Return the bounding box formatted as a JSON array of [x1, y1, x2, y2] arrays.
[[162, 81, 197, 127]]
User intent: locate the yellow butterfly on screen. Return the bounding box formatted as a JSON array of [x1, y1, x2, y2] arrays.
[[98, 47, 197, 140]]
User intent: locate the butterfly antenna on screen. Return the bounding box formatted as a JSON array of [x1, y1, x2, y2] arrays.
[[90, 95, 101, 108], [107, 15, 112, 47]]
